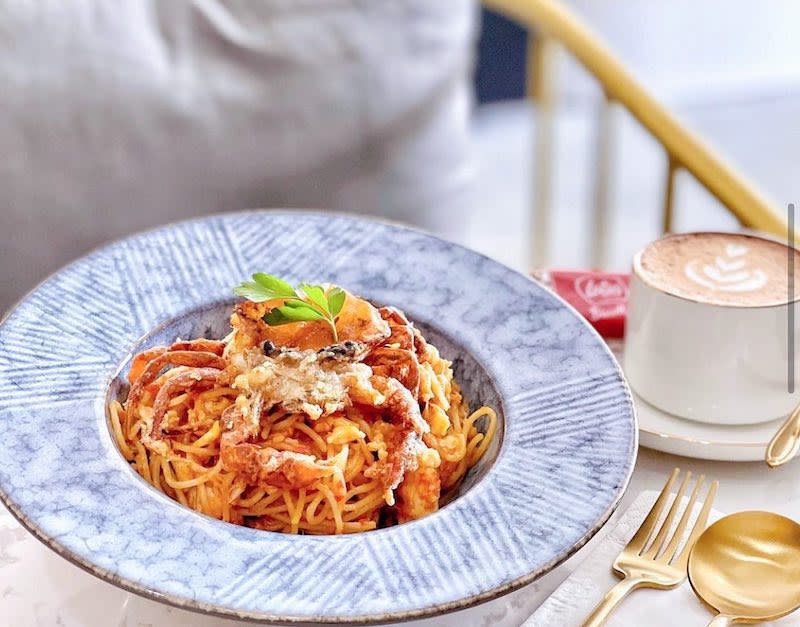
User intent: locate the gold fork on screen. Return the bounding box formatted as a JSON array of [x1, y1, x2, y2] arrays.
[[582, 468, 718, 627]]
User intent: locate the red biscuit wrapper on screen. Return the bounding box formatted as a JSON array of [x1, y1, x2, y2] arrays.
[[532, 269, 630, 339]]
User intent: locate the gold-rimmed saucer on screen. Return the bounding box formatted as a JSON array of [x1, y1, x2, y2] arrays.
[[633, 389, 783, 462]]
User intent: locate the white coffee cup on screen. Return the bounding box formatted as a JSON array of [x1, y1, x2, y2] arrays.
[[624, 232, 800, 425]]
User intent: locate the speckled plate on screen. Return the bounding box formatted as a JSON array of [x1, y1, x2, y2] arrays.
[[0, 211, 636, 624]]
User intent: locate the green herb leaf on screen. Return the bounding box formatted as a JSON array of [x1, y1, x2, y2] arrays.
[[263, 304, 324, 325], [298, 284, 329, 313], [281, 299, 311, 309], [279, 303, 324, 321], [327, 287, 346, 318], [232, 281, 275, 302], [261, 308, 295, 326], [252, 273, 297, 298]]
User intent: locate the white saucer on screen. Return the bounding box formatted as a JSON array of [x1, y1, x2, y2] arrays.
[[633, 389, 781, 462]]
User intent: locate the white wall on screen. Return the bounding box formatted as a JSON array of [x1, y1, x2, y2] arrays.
[[562, 0, 800, 104]]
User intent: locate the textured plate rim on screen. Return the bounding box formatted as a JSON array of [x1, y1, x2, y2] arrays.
[[0, 209, 638, 624]]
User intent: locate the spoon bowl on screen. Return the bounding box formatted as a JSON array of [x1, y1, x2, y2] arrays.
[[765, 401, 800, 467], [689, 511, 800, 626]]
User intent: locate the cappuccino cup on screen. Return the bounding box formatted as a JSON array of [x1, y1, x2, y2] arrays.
[[624, 231, 800, 425]]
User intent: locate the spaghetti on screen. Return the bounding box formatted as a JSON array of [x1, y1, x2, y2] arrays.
[[110, 289, 496, 534]]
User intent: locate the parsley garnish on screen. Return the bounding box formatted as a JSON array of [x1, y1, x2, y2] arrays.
[[233, 273, 346, 342]]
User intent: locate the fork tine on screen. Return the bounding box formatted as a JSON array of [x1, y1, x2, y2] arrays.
[[642, 470, 691, 559], [659, 475, 704, 564], [672, 480, 719, 569], [626, 468, 680, 553]]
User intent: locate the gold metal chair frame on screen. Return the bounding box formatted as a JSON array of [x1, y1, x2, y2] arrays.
[[484, 0, 792, 267]]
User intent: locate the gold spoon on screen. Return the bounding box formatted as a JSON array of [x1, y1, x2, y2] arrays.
[[766, 401, 800, 467], [688, 511, 800, 626]]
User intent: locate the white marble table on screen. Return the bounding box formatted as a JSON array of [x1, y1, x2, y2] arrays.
[[2, 446, 797, 627]]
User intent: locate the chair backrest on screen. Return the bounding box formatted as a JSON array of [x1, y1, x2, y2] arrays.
[[484, 0, 793, 267]]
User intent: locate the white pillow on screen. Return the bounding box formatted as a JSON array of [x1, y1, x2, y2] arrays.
[[0, 0, 475, 310]]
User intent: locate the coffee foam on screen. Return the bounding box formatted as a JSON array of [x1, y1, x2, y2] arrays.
[[638, 232, 799, 307]]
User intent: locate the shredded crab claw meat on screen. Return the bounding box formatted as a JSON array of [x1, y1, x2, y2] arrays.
[[220, 405, 347, 497]]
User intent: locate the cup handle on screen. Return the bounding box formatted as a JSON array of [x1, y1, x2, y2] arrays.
[[766, 402, 800, 467]]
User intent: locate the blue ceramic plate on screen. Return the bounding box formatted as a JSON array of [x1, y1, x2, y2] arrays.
[[0, 211, 636, 623]]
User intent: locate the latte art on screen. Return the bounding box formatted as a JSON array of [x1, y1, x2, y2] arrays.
[[638, 232, 799, 307], [684, 243, 768, 293]]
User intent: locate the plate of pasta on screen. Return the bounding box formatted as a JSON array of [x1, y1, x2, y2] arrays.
[[0, 211, 636, 623]]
